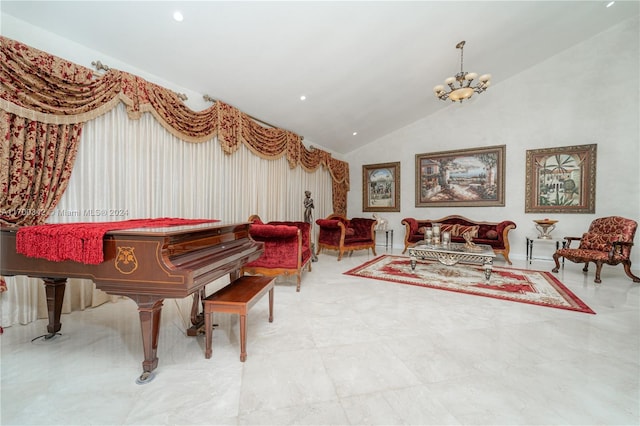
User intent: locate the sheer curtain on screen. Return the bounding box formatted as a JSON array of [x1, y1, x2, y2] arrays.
[[1, 104, 334, 327]]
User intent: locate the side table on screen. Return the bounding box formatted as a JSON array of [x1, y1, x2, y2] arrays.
[[375, 229, 394, 250], [526, 236, 565, 264]]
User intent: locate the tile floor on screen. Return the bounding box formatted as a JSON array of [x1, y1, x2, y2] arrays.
[[1, 249, 639, 425]]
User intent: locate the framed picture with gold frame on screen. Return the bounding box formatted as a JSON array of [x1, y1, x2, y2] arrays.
[[525, 144, 597, 213], [415, 145, 505, 207], [363, 162, 400, 212]]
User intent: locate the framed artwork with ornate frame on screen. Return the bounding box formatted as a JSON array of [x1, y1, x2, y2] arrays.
[[525, 144, 597, 213], [363, 162, 400, 212], [415, 145, 505, 207]]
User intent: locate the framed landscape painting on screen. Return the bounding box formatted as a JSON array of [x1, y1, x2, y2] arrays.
[[363, 162, 400, 212], [525, 144, 596, 213], [415, 145, 505, 207]]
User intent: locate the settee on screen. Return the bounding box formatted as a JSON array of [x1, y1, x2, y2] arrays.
[[242, 215, 312, 291], [401, 215, 517, 264], [315, 214, 377, 261]]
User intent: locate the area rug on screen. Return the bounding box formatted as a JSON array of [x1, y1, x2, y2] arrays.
[[344, 255, 594, 314]]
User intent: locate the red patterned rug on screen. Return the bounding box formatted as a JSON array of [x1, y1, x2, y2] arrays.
[[344, 255, 594, 314]]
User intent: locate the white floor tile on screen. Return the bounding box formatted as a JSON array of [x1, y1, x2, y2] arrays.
[[1, 252, 638, 425]]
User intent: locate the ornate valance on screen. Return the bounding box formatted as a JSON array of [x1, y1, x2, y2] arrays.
[[0, 36, 349, 215]]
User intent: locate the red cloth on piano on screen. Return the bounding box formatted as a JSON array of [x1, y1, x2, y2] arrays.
[[16, 218, 219, 265]]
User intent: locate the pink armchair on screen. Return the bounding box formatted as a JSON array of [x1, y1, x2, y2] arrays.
[[315, 214, 377, 261], [552, 216, 640, 284], [242, 215, 312, 291]]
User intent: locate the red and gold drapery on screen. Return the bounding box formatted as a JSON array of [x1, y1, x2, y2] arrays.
[[0, 35, 349, 227]]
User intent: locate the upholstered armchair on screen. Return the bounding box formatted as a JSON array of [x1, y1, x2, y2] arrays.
[[315, 214, 377, 261], [242, 215, 312, 291], [552, 216, 640, 284]]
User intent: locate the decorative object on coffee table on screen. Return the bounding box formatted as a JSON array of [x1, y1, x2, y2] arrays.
[[462, 231, 476, 249], [534, 219, 558, 239]]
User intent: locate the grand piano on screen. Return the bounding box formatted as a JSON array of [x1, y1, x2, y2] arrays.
[[0, 221, 263, 383]]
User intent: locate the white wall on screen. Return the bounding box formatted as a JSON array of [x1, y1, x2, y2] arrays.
[[346, 17, 640, 268]]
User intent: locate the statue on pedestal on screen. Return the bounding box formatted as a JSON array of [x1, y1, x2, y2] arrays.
[[304, 191, 318, 262]]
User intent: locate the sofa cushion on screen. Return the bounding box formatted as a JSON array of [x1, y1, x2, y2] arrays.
[[485, 229, 499, 240], [419, 224, 458, 234], [454, 225, 479, 238]]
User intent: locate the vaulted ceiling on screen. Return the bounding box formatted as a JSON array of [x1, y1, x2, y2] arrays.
[[2, 1, 637, 154]]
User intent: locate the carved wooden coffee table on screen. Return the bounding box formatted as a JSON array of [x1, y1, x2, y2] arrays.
[[408, 242, 496, 281]]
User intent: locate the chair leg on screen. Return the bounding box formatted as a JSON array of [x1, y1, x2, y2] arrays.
[[594, 262, 603, 284], [623, 261, 640, 283], [552, 253, 562, 273], [582, 262, 590, 273]]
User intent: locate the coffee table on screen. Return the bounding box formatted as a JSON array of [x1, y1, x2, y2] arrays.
[[408, 242, 496, 281]]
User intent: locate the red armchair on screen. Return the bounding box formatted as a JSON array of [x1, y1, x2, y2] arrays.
[[315, 214, 377, 261], [242, 215, 312, 291], [552, 216, 640, 284]]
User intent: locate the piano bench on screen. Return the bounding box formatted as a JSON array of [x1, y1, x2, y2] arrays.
[[203, 275, 275, 362]]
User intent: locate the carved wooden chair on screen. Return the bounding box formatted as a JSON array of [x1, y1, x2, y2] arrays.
[[315, 214, 377, 261], [552, 216, 640, 284]]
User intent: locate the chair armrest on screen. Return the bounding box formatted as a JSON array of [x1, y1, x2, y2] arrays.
[[563, 236, 582, 248], [401, 218, 418, 234], [316, 219, 342, 229], [248, 214, 263, 224], [611, 241, 634, 258]]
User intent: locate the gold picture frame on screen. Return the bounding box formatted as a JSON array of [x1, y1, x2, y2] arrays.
[[363, 162, 400, 212], [525, 144, 597, 213], [415, 145, 505, 207]]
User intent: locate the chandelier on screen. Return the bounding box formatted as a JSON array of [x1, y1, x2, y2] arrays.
[[433, 40, 491, 103]]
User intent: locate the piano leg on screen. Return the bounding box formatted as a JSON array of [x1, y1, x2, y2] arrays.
[[130, 295, 164, 384], [42, 278, 67, 338]]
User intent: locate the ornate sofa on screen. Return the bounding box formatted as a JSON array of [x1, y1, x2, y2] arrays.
[[552, 216, 640, 284], [242, 215, 312, 292], [315, 214, 377, 261], [401, 215, 517, 264]]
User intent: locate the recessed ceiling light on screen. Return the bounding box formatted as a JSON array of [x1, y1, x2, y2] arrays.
[[300, 95, 307, 101], [606, 1, 615, 7], [173, 11, 184, 22], [352, 132, 358, 136]]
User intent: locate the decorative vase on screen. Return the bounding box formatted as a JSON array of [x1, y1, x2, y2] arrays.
[[432, 223, 441, 245], [534, 219, 558, 240]]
